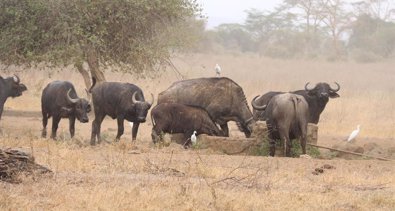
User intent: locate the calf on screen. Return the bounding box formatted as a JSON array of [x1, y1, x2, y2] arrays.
[[151, 103, 223, 144]]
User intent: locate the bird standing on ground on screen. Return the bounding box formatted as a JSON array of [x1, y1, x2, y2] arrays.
[[191, 131, 197, 145], [215, 64, 221, 77], [347, 125, 360, 142]]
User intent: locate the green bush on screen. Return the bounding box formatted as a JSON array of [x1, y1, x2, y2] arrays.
[[254, 138, 321, 158]]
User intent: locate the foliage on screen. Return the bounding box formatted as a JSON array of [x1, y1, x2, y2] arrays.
[[198, 0, 395, 61], [254, 138, 321, 158], [349, 14, 395, 59], [0, 0, 201, 76], [213, 24, 255, 52]]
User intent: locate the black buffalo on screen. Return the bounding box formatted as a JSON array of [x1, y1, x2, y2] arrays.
[[253, 93, 309, 157], [252, 82, 340, 123], [157, 77, 255, 137], [151, 103, 224, 144], [0, 75, 27, 120], [89, 78, 153, 145], [41, 81, 91, 139]]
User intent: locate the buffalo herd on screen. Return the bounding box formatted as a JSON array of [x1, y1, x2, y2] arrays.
[[0, 74, 340, 157]]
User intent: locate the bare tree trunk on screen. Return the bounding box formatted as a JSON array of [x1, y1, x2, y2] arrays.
[[75, 62, 91, 89], [75, 62, 92, 99], [86, 48, 106, 82]]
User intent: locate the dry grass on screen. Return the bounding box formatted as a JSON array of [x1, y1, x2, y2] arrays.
[[1, 54, 395, 210]]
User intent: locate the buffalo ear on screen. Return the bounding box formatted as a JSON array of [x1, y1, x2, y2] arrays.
[[19, 83, 27, 91], [329, 92, 340, 98]]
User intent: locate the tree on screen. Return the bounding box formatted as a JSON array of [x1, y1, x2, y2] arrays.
[[214, 23, 255, 52], [352, 0, 395, 21], [0, 0, 201, 87], [281, 0, 328, 56], [349, 14, 395, 58], [319, 0, 352, 58]]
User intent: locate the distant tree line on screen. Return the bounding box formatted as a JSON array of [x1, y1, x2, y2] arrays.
[[198, 0, 395, 62]]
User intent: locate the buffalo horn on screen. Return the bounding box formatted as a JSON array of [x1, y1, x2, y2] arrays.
[[67, 89, 79, 104], [304, 82, 314, 91], [251, 95, 267, 110], [132, 92, 141, 104], [13, 74, 20, 83], [330, 82, 340, 92], [149, 93, 154, 106]]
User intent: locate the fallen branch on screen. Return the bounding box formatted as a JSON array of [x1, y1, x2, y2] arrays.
[[307, 143, 394, 161]]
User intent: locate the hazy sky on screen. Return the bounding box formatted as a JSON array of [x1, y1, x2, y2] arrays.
[[198, 0, 282, 28]]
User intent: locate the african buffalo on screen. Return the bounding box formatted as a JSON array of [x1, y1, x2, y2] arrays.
[[157, 77, 255, 137], [252, 93, 309, 157], [89, 78, 153, 145], [41, 81, 91, 139], [252, 82, 340, 123], [151, 103, 224, 144], [0, 75, 27, 120]]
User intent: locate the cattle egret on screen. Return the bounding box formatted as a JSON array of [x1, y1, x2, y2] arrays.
[[191, 131, 197, 145], [215, 64, 221, 77], [347, 125, 360, 142]]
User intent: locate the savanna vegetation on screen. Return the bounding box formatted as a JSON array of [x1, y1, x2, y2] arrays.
[[1, 0, 395, 210]]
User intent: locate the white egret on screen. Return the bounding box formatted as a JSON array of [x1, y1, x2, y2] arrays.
[[191, 131, 197, 145], [215, 64, 221, 77], [347, 125, 360, 142]]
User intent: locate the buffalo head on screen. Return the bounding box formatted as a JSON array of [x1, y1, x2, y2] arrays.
[[0, 75, 28, 98], [132, 92, 154, 122], [304, 82, 340, 99], [65, 89, 91, 123]]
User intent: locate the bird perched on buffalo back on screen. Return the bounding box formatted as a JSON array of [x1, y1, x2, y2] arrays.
[[215, 64, 221, 77]]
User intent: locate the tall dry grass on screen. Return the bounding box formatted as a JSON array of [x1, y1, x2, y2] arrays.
[[1, 54, 395, 210], [4, 53, 395, 139]]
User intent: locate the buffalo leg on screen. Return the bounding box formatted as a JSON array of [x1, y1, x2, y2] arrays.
[[132, 122, 140, 141], [0, 103, 4, 120], [50, 116, 61, 140], [69, 116, 76, 138], [151, 125, 162, 143], [299, 123, 308, 155], [151, 129, 159, 144], [220, 123, 229, 137], [42, 112, 48, 138], [115, 116, 125, 141], [91, 114, 105, 145], [268, 133, 276, 157], [279, 127, 292, 157]]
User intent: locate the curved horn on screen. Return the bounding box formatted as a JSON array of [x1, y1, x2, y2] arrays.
[[67, 89, 79, 104], [132, 92, 141, 104], [251, 95, 267, 110], [330, 82, 340, 92], [304, 82, 314, 91], [149, 93, 154, 106], [13, 74, 20, 83]]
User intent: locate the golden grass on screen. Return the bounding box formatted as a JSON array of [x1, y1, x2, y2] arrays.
[[1, 54, 395, 210], [1, 137, 395, 210]]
